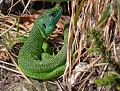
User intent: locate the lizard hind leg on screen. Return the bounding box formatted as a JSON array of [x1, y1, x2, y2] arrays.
[[41, 53, 53, 61]]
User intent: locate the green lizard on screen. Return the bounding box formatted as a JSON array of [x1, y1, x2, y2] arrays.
[[18, 6, 68, 80]]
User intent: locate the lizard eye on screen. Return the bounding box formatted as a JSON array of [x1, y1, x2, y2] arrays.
[[43, 24, 46, 28], [50, 12, 56, 17]]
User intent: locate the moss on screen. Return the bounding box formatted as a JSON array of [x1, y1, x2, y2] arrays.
[[95, 74, 119, 86]]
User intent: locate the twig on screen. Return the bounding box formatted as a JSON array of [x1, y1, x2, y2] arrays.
[[0, 65, 21, 74], [80, 56, 101, 80], [55, 81, 63, 91], [77, 69, 95, 91], [8, 0, 21, 14], [0, 17, 16, 37], [43, 82, 48, 91], [22, 0, 31, 14], [0, 60, 15, 67]]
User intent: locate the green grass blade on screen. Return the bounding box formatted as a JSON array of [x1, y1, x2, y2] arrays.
[[97, 5, 111, 25]]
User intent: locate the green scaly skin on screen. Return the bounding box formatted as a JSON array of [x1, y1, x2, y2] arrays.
[[18, 6, 68, 80]]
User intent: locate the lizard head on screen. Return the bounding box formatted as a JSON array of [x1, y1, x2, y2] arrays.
[[37, 6, 63, 39]]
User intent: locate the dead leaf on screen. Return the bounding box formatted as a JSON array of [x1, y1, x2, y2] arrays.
[[68, 62, 89, 86], [20, 14, 39, 30]]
